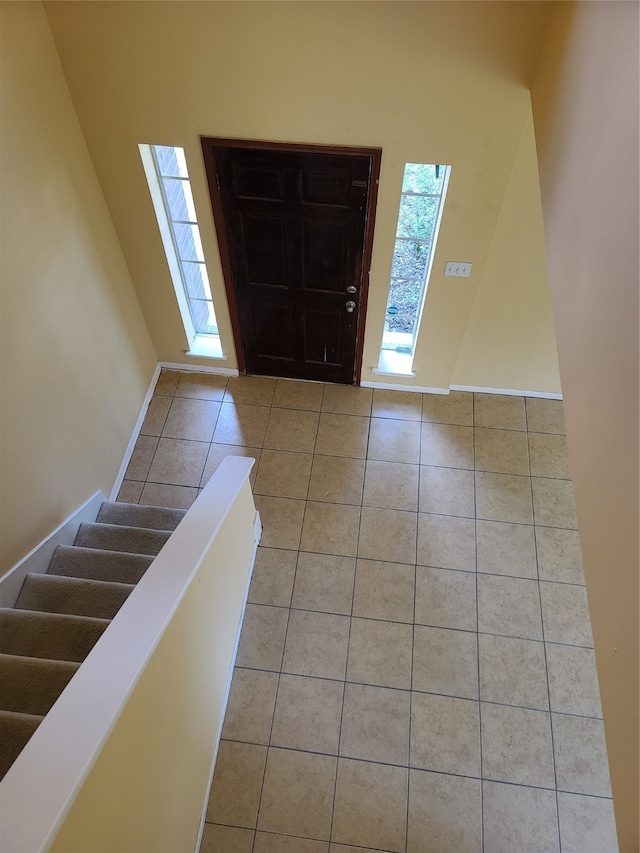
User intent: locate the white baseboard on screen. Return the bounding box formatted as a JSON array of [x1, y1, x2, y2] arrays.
[[450, 384, 563, 400], [361, 380, 450, 394], [0, 491, 106, 608], [109, 364, 162, 501], [159, 361, 239, 377]]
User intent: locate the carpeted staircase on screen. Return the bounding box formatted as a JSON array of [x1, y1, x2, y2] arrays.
[[0, 501, 186, 782]]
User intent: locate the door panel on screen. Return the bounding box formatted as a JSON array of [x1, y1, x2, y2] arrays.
[[202, 139, 380, 384]]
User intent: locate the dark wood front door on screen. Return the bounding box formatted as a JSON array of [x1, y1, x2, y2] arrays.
[[201, 139, 380, 384]]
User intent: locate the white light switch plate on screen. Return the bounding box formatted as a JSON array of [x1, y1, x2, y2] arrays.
[[445, 262, 472, 277]]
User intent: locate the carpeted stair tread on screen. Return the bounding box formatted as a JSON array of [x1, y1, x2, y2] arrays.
[[0, 499, 179, 780], [48, 545, 153, 584], [0, 710, 44, 782], [15, 573, 134, 620], [96, 501, 186, 532], [0, 608, 109, 662], [74, 522, 171, 556], [0, 654, 80, 716]]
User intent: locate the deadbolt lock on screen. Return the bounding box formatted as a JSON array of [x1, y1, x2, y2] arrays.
[[346, 285, 357, 294]]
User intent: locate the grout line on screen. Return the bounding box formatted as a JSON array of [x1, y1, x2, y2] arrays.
[[472, 393, 486, 853], [527, 399, 563, 853]]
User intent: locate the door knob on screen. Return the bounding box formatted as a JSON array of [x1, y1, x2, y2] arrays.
[[346, 301, 356, 313], [346, 285, 357, 294]]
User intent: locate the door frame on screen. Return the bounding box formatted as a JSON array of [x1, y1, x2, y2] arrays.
[[201, 137, 382, 383]]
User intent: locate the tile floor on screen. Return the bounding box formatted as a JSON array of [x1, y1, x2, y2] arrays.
[[119, 371, 619, 853]]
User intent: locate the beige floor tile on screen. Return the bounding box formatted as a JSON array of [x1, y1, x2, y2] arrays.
[[475, 471, 533, 524], [154, 369, 180, 396], [174, 371, 227, 401], [329, 846, 384, 853], [413, 625, 478, 699], [410, 692, 480, 777], [322, 384, 372, 416], [346, 617, 413, 689], [352, 559, 415, 623], [540, 582, 593, 646], [270, 674, 344, 754], [206, 740, 266, 827], [372, 388, 422, 421], [529, 432, 571, 479], [477, 574, 543, 640], [264, 407, 319, 453], [532, 477, 578, 528], [221, 668, 279, 743], [140, 482, 198, 510], [475, 427, 530, 475], [257, 748, 336, 839], [124, 435, 159, 481], [331, 758, 408, 852], [340, 682, 410, 766], [368, 418, 421, 464], [526, 397, 566, 434], [419, 465, 475, 517], [255, 834, 329, 853], [417, 513, 476, 571], [272, 378, 325, 411], [483, 781, 560, 853], [161, 397, 220, 442], [300, 501, 361, 557], [407, 769, 482, 853], [553, 714, 612, 797], [146, 437, 208, 487], [201, 824, 254, 853], [292, 552, 356, 615], [224, 375, 276, 406], [117, 480, 143, 503], [415, 566, 477, 631], [474, 393, 526, 430], [235, 604, 289, 671], [536, 527, 585, 585], [201, 444, 260, 488], [481, 703, 555, 788], [420, 422, 474, 468], [254, 495, 305, 550], [140, 395, 171, 436], [363, 460, 419, 511], [253, 449, 313, 499], [557, 793, 619, 853], [282, 609, 350, 680], [315, 413, 370, 458], [248, 547, 298, 607], [478, 634, 549, 710], [307, 455, 365, 505], [421, 390, 473, 426], [476, 519, 537, 579], [358, 506, 417, 564], [213, 402, 270, 447], [546, 643, 602, 717]]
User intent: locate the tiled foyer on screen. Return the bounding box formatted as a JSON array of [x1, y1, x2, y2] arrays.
[[119, 371, 618, 853]]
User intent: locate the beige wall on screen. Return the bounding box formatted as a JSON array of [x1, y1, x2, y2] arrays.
[[531, 3, 639, 850], [452, 107, 561, 393], [44, 1, 560, 393], [0, 2, 157, 573]]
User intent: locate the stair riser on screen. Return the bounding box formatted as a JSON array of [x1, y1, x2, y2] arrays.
[[16, 574, 134, 620], [48, 546, 153, 585], [75, 523, 170, 556], [0, 612, 109, 663], [0, 656, 79, 716]]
